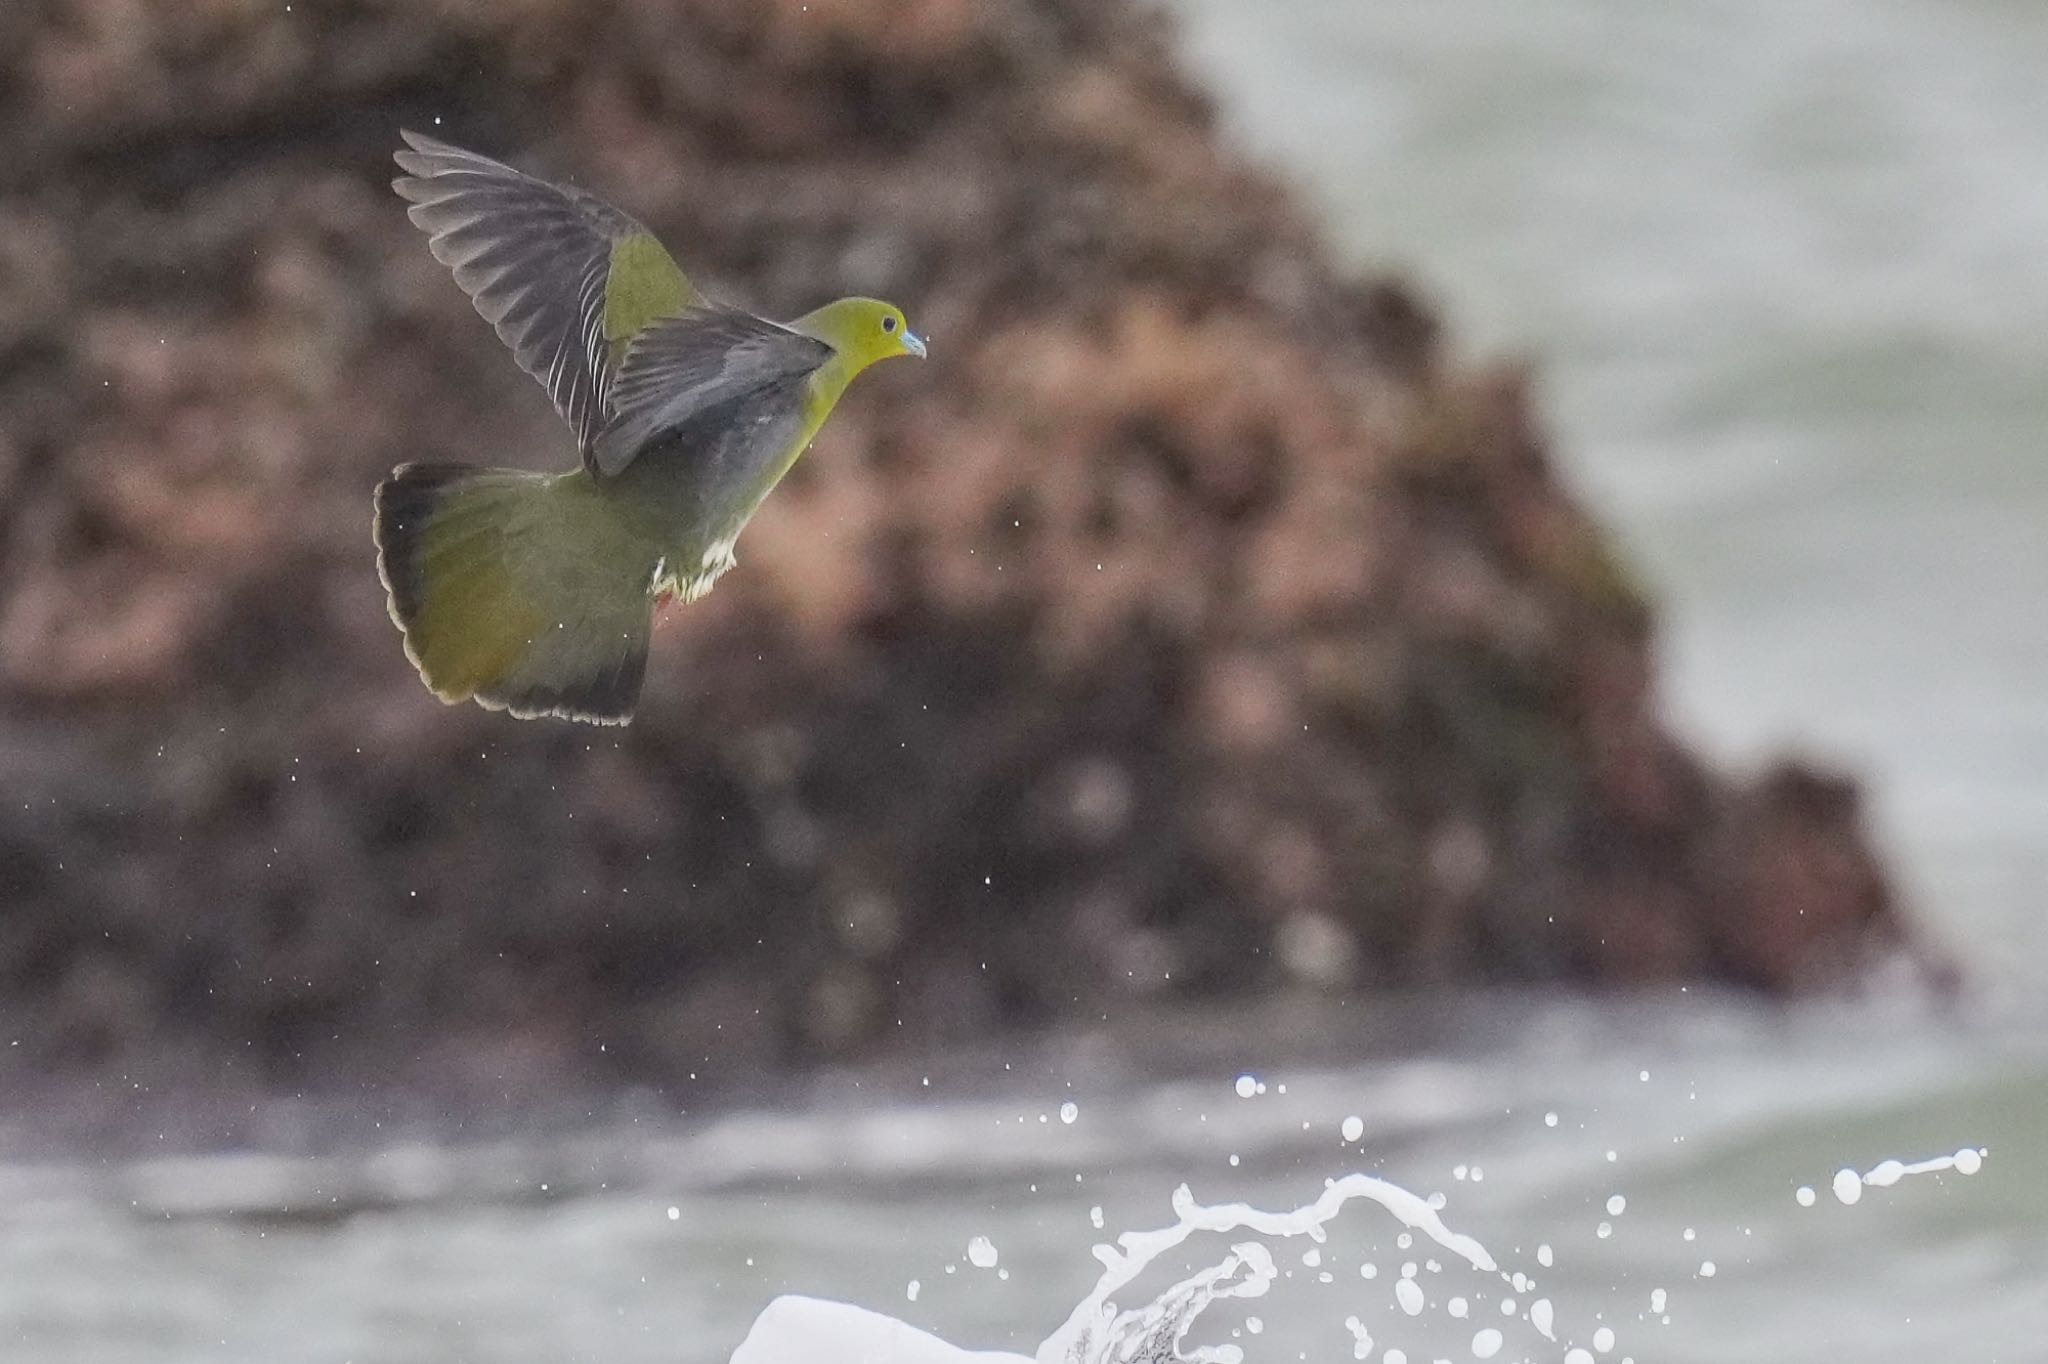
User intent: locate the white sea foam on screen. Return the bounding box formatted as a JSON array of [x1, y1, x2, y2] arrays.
[[728, 1140, 1988, 1364], [732, 1175, 1496, 1364], [733, 1297, 1033, 1364]]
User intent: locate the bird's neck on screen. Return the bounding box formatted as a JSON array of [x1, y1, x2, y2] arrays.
[[798, 352, 866, 445], [740, 352, 864, 503]]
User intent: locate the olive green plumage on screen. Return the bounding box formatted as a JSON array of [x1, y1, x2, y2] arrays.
[[375, 131, 925, 724]]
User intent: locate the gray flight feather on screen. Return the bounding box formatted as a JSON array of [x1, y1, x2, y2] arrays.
[[393, 130, 652, 453]]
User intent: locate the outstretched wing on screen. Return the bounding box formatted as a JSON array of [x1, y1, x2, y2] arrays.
[[392, 130, 699, 456], [591, 308, 833, 478]]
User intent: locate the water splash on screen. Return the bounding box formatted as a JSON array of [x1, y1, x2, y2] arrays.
[[1041, 1176, 1494, 1364], [731, 1175, 1493, 1364], [727, 1129, 1991, 1364], [1828, 1147, 1986, 1206]]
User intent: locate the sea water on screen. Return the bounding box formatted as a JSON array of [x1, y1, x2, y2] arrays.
[[3, 1000, 2036, 1364]]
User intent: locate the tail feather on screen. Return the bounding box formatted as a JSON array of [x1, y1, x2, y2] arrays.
[[373, 463, 655, 724]]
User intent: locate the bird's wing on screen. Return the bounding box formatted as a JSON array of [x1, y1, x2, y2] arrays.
[[392, 130, 700, 455], [590, 308, 833, 478]]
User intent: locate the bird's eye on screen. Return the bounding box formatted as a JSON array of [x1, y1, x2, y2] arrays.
[[882, 316, 898, 333]]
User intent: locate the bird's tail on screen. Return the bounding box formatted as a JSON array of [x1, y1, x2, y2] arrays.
[[373, 464, 656, 724]]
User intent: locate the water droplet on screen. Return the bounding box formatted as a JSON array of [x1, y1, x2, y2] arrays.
[[1832, 1169, 1863, 1205], [1536, 1243, 1553, 1267], [1234, 1075, 1259, 1099], [1794, 1186, 1815, 1207], [1394, 1278, 1425, 1316], [1471, 1328, 1504, 1360], [1530, 1298, 1555, 1339], [1060, 1101, 1079, 1124], [966, 1235, 999, 1268], [1593, 1326, 1616, 1353], [1606, 1195, 1626, 1216], [1342, 1114, 1365, 1142], [906, 1280, 920, 1302]]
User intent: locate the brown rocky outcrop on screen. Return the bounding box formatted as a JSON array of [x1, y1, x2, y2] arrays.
[[0, 0, 1929, 1115]]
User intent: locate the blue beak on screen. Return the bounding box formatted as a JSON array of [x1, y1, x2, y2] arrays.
[[902, 330, 928, 359]]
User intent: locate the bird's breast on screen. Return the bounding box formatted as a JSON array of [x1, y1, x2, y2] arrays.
[[609, 381, 810, 590]]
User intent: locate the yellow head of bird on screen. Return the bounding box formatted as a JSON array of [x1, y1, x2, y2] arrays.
[[794, 297, 927, 370]]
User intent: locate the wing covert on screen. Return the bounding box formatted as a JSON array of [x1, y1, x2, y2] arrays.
[[590, 309, 832, 478]]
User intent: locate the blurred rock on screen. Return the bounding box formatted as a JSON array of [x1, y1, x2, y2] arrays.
[[0, 0, 1936, 1116]]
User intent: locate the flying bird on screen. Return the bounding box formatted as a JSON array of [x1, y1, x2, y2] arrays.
[[374, 131, 925, 724]]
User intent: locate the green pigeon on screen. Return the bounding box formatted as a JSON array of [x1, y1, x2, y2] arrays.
[[374, 131, 925, 725]]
